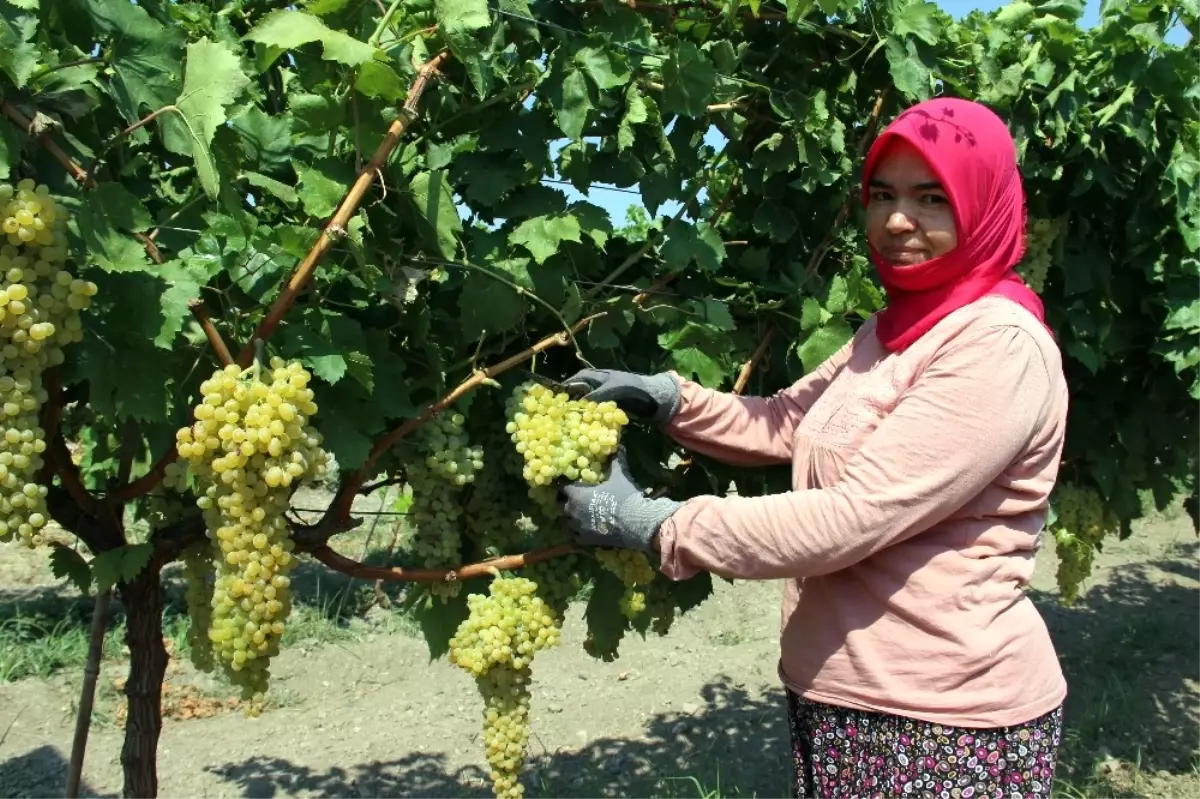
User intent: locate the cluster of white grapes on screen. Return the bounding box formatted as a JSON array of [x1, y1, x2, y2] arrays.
[[0, 180, 96, 549], [181, 542, 216, 673], [595, 548, 657, 619], [144, 460, 191, 531], [403, 410, 485, 599], [1017, 216, 1060, 294], [1050, 482, 1118, 605], [448, 575, 561, 798], [175, 359, 330, 708], [421, 413, 484, 485], [504, 381, 628, 503]]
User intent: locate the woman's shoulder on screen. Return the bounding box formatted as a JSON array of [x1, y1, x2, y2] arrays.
[[919, 296, 1062, 373]]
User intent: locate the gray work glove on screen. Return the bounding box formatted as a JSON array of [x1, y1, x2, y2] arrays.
[[560, 368, 681, 425], [557, 447, 683, 553]]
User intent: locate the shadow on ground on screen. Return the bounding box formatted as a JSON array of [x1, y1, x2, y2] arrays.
[[202, 547, 1199, 799], [0, 744, 112, 799], [204, 679, 789, 799], [2, 537, 1190, 791], [1033, 540, 1200, 796]]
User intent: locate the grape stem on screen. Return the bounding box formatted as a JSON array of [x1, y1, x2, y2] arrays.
[[307, 542, 578, 583], [233, 49, 451, 368], [325, 312, 607, 528], [188, 299, 234, 367], [733, 327, 776, 394], [83, 104, 181, 188], [0, 100, 91, 185]]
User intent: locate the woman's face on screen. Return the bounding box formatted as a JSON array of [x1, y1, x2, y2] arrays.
[[865, 139, 958, 266]]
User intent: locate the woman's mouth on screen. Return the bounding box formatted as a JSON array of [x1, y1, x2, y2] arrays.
[[882, 246, 927, 264]]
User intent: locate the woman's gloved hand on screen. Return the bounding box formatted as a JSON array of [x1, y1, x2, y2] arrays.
[[557, 447, 682, 553], [560, 368, 681, 425]]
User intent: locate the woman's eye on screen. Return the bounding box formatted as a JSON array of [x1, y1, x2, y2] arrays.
[[921, 194, 948, 205], [870, 190, 893, 202]]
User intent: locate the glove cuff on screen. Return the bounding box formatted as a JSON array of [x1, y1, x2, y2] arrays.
[[645, 373, 682, 426], [617, 495, 684, 553]]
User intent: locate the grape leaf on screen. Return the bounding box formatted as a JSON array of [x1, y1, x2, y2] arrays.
[[892, 1, 942, 46], [434, 0, 491, 34], [618, 83, 649, 151], [458, 272, 526, 340], [797, 317, 853, 373], [406, 170, 462, 260], [73, 184, 154, 273], [752, 203, 798, 242], [661, 42, 716, 118], [575, 46, 630, 90], [296, 158, 352, 219], [91, 543, 154, 594], [155, 258, 219, 348], [0, 121, 20, 180], [175, 38, 252, 199], [570, 201, 613, 249], [509, 213, 582, 264], [0, 9, 38, 88], [244, 9, 379, 67], [549, 69, 592, 140], [409, 588, 471, 661], [886, 36, 933, 99], [244, 171, 299, 206], [49, 544, 92, 595], [84, 0, 185, 128], [355, 61, 406, 102], [231, 106, 294, 170], [671, 347, 725, 387], [661, 221, 726, 273], [434, 0, 491, 96], [584, 570, 629, 660]]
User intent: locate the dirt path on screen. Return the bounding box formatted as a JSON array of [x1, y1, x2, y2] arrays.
[[1, 511, 1196, 799]]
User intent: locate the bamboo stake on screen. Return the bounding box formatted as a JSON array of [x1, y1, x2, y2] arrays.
[[65, 589, 111, 799]]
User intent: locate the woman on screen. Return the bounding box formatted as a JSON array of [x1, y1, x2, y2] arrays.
[[557, 97, 1069, 798]]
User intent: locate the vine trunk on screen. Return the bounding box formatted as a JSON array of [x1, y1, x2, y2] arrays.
[[119, 568, 167, 798]]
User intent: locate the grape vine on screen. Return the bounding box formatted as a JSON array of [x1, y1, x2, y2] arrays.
[[0, 0, 1192, 796]]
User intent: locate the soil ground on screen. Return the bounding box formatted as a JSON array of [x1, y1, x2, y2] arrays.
[[0, 490, 1196, 799]]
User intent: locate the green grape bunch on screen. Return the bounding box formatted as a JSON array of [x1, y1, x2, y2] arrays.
[[505, 381, 629, 487], [1016, 216, 1060, 294], [449, 575, 562, 798], [400, 406, 488, 600], [1049, 482, 1119, 604], [595, 548, 657, 619], [176, 358, 331, 709], [0, 179, 97, 550]]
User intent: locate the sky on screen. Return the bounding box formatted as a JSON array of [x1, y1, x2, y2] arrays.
[[503, 0, 1189, 228]]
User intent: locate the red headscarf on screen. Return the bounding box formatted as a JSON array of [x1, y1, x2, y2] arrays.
[[861, 97, 1046, 352]]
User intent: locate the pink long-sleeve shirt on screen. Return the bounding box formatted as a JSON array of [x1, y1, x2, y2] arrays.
[[657, 296, 1069, 728]]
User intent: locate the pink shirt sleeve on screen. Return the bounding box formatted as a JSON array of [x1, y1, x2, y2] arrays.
[[657, 322, 1055, 581], [663, 330, 859, 466]]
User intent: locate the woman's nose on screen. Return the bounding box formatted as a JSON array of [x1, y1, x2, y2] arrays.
[[885, 210, 916, 235]]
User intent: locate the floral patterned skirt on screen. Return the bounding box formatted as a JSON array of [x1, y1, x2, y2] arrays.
[[785, 690, 1063, 798]]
